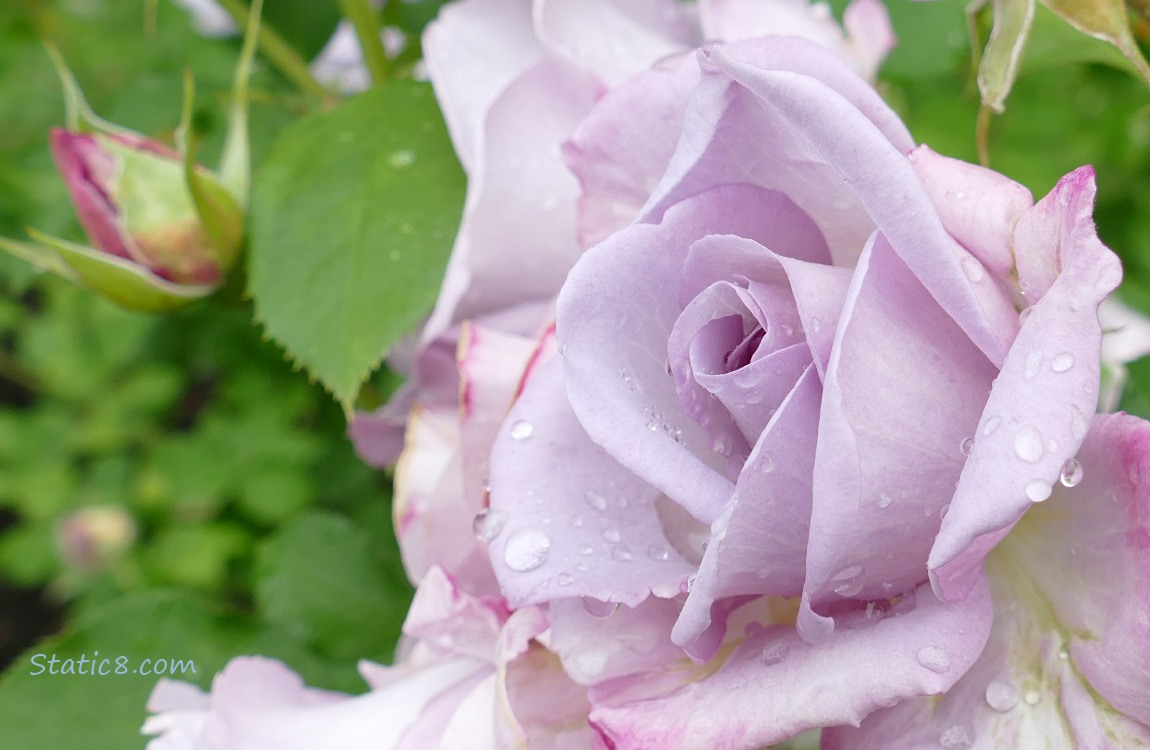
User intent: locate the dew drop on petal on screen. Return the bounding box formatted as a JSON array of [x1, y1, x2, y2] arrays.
[[584, 491, 608, 512], [916, 646, 950, 673], [960, 437, 975, 456], [1050, 353, 1074, 373], [647, 543, 670, 561], [472, 508, 507, 542], [510, 420, 534, 440], [760, 452, 776, 473], [503, 528, 551, 572], [1060, 458, 1083, 487], [982, 416, 1002, 436], [1024, 350, 1042, 380], [760, 641, 789, 666], [1025, 479, 1052, 503], [557, 572, 573, 586], [1013, 426, 1043, 463], [985, 680, 1019, 712], [577, 543, 594, 556], [810, 316, 822, 333], [568, 515, 584, 528], [611, 544, 633, 562], [1024, 690, 1041, 706], [940, 725, 972, 749], [1058, 646, 1070, 660], [756, 566, 770, 579], [583, 597, 618, 618], [878, 493, 894, 509], [961, 257, 985, 282], [602, 527, 621, 543]]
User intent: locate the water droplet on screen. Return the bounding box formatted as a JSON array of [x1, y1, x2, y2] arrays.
[[472, 508, 507, 542], [1070, 409, 1089, 439], [760, 452, 776, 473], [745, 390, 764, 405], [916, 646, 950, 673], [1060, 458, 1083, 487], [982, 416, 1002, 436], [686, 574, 697, 591], [985, 680, 1019, 712], [781, 323, 795, 337], [647, 543, 670, 561], [923, 506, 934, 517], [503, 528, 551, 572], [510, 420, 534, 440], [602, 528, 621, 543], [577, 543, 594, 556], [583, 597, 618, 618], [611, 544, 634, 562], [831, 565, 864, 597], [810, 317, 822, 333], [1024, 350, 1042, 380], [1019, 306, 1035, 325], [1013, 426, 1043, 463], [1050, 352, 1074, 372], [388, 149, 416, 168], [756, 566, 770, 579], [1025, 479, 1052, 503], [961, 257, 985, 282], [760, 641, 789, 666], [878, 493, 894, 509], [645, 419, 659, 432], [940, 725, 972, 748], [556, 572, 573, 587], [575, 562, 589, 572], [1057, 646, 1070, 660], [584, 491, 608, 511], [960, 437, 975, 456], [1024, 690, 1041, 706], [569, 515, 584, 528]]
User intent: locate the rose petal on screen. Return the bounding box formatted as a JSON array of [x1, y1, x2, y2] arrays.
[[592, 578, 993, 750], [929, 168, 1123, 602], [564, 53, 700, 248], [487, 357, 695, 607], [800, 234, 996, 632], [535, 0, 697, 87], [842, 0, 897, 80], [826, 415, 1150, 747], [423, 0, 543, 172], [422, 58, 600, 342], [907, 144, 1034, 281], [699, 46, 1008, 365], [673, 365, 822, 656]]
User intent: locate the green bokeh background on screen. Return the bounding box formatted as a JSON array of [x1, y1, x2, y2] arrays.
[[0, 0, 1147, 748]]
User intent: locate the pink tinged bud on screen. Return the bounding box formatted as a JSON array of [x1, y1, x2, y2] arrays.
[[48, 128, 241, 286], [56, 506, 137, 570]]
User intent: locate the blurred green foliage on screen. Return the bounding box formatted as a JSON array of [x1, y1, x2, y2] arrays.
[[0, 0, 1148, 747], [0, 0, 413, 729]]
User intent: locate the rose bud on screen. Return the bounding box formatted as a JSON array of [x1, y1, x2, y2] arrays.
[[49, 128, 242, 287], [0, 7, 259, 312], [55, 505, 137, 571]]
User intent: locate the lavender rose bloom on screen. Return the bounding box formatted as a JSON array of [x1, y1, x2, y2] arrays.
[[484, 32, 1150, 750]]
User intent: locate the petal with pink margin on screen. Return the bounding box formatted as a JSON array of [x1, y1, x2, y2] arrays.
[[929, 168, 1123, 603], [487, 357, 695, 607], [801, 234, 996, 629], [842, 0, 897, 80], [825, 414, 1150, 748], [592, 577, 993, 750], [535, 0, 697, 87]]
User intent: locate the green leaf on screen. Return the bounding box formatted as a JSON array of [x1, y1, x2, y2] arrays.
[[1119, 355, 1150, 420], [0, 590, 368, 749], [249, 81, 464, 410], [254, 511, 412, 662]]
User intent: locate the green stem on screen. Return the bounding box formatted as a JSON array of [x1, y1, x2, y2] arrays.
[[338, 0, 390, 84], [215, 0, 334, 102]]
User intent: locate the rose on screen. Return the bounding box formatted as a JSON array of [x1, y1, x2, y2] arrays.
[[352, 0, 895, 593], [479, 34, 1150, 750]]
